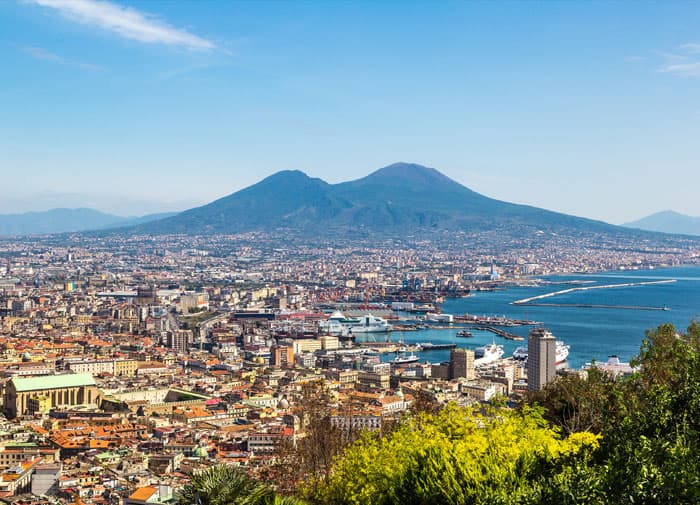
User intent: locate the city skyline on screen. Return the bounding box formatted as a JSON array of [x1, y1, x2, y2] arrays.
[[2, 1, 700, 222]]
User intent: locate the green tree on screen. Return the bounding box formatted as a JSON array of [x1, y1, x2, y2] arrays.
[[532, 321, 700, 503], [305, 403, 599, 505], [597, 322, 700, 503], [526, 366, 626, 435], [177, 464, 306, 505]]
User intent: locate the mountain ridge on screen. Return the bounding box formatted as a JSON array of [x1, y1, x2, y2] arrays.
[[128, 162, 624, 237], [0, 208, 177, 236]]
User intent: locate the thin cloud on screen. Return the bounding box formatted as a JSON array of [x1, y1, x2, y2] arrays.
[[21, 45, 105, 71], [28, 0, 215, 51], [657, 43, 700, 77], [680, 43, 700, 54], [659, 61, 700, 77]]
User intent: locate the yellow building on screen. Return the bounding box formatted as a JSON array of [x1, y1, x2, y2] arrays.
[[115, 359, 139, 377], [26, 395, 51, 414]]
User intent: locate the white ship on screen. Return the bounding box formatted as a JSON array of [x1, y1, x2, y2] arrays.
[[426, 312, 454, 323], [319, 311, 393, 336], [474, 343, 505, 367], [512, 340, 570, 364], [389, 351, 420, 365]]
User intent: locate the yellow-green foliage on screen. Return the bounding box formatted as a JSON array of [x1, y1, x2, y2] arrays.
[[309, 404, 599, 505]]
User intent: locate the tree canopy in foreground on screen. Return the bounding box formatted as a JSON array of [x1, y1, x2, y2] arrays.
[[305, 404, 598, 505]]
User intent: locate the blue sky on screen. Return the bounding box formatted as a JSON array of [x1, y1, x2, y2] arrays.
[[1, 1, 699, 222]]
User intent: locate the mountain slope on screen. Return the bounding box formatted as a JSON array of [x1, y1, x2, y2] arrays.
[[332, 163, 616, 231], [130, 162, 624, 236], [624, 210, 700, 236], [0, 208, 178, 236], [136, 170, 351, 234]]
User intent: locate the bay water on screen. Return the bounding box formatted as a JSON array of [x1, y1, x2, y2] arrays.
[[362, 265, 700, 369]]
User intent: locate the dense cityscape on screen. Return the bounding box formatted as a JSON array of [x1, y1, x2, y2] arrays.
[[0, 228, 696, 503]]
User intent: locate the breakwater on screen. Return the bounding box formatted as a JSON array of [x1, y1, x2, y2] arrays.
[[518, 303, 670, 311], [511, 279, 676, 308]]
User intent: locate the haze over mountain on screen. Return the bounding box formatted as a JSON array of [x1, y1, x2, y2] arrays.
[[624, 211, 700, 237], [0, 208, 176, 236], [129, 163, 626, 238]]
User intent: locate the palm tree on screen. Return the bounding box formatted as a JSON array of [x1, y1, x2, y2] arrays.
[[176, 464, 306, 505]]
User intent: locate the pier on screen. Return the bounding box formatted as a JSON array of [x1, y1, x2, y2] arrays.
[[416, 343, 457, 351], [455, 315, 541, 326], [512, 279, 676, 307], [355, 342, 456, 353], [479, 326, 525, 341]]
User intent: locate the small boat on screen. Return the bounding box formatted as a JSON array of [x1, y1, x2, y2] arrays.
[[456, 330, 473, 337]]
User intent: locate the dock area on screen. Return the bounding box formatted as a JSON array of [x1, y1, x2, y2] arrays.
[[416, 342, 457, 351], [480, 326, 525, 341], [456, 315, 540, 326], [354, 341, 455, 354]]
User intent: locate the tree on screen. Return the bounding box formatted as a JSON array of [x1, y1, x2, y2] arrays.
[[306, 403, 599, 505], [530, 321, 700, 503], [176, 464, 306, 505], [525, 366, 626, 435], [597, 322, 700, 503], [263, 381, 356, 496]]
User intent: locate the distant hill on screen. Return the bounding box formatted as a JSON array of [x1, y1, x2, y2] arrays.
[[0, 208, 177, 236], [624, 210, 700, 236], [112, 212, 179, 229], [129, 162, 625, 238]]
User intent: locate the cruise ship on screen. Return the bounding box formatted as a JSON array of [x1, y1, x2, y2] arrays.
[[319, 311, 393, 336], [512, 340, 570, 364], [474, 343, 505, 367]]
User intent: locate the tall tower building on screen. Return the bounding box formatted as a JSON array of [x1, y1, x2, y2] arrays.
[[527, 328, 556, 391], [168, 329, 192, 354], [450, 348, 475, 380]]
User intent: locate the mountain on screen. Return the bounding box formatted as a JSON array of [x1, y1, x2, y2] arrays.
[[113, 212, 179, 228], [130, 162, 623, 237], [137, 170, 351, 235], [0, 208, 178, 236], [624, 210, 700, 236]]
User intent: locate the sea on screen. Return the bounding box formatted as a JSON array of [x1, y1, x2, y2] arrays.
[[358, 265, 700, 369]]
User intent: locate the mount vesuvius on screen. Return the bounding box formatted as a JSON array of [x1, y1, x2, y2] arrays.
[[127, 163, 632, 237]]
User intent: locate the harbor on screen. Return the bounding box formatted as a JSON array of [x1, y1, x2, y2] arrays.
[[308, 268, 693, 369]]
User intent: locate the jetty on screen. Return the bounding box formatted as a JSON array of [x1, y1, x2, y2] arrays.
[[455, 315, 540, 326], [518, 303, 670, 311], [512, 279, 676, 306], [480, 326, 525, 341]]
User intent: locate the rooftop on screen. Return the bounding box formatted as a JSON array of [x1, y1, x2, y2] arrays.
[[11, 373, 96, 392]]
